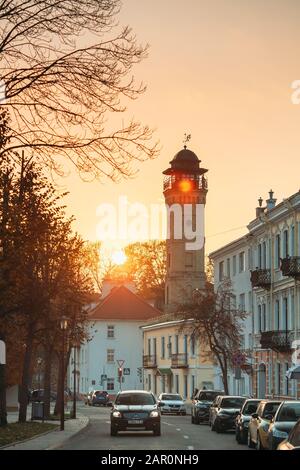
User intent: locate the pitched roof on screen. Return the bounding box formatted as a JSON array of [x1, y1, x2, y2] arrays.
[[88, 285, 162, 321]]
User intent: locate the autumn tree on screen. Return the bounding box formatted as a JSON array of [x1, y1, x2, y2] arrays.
[[178, 279, 247, 394], [0, 0, 159, 179]]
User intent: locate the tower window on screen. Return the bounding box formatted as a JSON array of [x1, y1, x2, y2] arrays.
[[185, 253, 193, 267], [219, 261, 224, 281]]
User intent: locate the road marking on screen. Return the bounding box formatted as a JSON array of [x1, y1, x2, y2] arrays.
[[105, 421, 110, 424], [183, 435, 189, 439], [187, 446, 194, 450]]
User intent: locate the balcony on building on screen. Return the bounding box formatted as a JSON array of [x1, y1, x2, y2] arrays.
[[280, 256, 300, 280], [260, 330, 292, 353], [143, 355, 157, 368], [163, 174, 208, 192], [250, 268, 271, 289], [171, 353, 188, 368]]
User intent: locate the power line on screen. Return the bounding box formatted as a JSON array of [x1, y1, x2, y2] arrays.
[[206, 225, 247, 238]]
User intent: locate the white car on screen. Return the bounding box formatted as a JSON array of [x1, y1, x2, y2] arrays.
[[158, 393, 186, 415]]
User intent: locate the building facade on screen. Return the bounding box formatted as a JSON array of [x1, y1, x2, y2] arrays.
[[142, 318, 216, 399]]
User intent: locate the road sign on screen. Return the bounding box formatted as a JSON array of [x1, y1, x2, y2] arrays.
[[232, 351, 246, 366], [117, 359, 125, 368], [123, 368, 130, 375]]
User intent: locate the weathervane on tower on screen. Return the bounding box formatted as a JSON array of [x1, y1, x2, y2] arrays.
[[183, 133, 191, 148]]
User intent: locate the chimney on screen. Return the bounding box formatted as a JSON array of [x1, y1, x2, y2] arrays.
[[256, 196, 265, 217], [266, 189, 276, 211]]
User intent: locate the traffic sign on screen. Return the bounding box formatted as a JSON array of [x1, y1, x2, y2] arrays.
[[123, 368, 130, 375], [232, 351, 246, 366], [117, 359, 125, 368]]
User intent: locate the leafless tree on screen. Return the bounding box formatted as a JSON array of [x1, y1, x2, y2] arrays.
[[0, 0, 159, 179]]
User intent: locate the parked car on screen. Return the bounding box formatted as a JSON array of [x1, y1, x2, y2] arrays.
[[85, 391, 93, 405], [30, 389, 57, 402], [210, 395, 246, 433], [91, 390, 110, 406], [268, 401, 300, 450], [110, 390, 161, 436], [191, 390, 224, 424], [277, 418, 300, 450], [247, 400, 281, 449], [235, 399, 261, 444], [157, 393, 186, 415]]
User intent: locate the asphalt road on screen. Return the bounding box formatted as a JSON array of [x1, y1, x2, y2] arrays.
[[57, 405, 249, 450]]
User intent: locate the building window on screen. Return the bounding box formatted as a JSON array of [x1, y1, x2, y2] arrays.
[[162, 375, 166, 393], [258, 305, 262, 333], [161, 336, 165, 359], [219, 261, 224, 281], [175, 375, 179, 393], [239, 252, 245, 273], [275, 300, 280, 331], [107, 378, 114, 391], [291, 226, 295, 256], [275, 234, 281, 268], [185, 253, 193, 267], [153, 338, 157, 358], [283, 297, 288, 330], [184, 375, 188, 399], [148, 374, 151, 391], [239, 293, 245, 311], [276, 363, 281, 395], [191, 375, 195, 398], [240, 334, 245, 350], [226, 258, 230, 277], [107, 349, 114, 363], [147, 338, 151, 356], [107, 325, 115, 338], [283, 230, 289, 258], [233, 255, 237, 276], [168, 253, 171, 268], [262, 242, 267, 269], [258, 244, 262, 268], [248, 248, 252, 270], [262, 304, 267, 331], [168, 336, 172, 358], [175, 335, 179, 354], [190, 334, 195, 356], [184, 335, 188, 355]]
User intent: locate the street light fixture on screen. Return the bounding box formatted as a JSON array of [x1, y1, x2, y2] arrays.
[[71, 340, 80, 420], [60, 316, 68, 431]]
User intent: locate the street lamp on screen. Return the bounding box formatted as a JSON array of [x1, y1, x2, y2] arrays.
[[60, 316, 68, 431], [71, 341, 80, 420]]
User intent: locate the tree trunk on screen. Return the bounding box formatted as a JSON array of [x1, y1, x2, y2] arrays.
[[43, 344, 53, 419], [18, 323, 34, 423]]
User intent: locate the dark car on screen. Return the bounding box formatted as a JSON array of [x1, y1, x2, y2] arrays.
[[110, 390, 161, 436], [191, 390, 224, 424], [268, 401, 300, 450], [210, 395, 246, 433], [235, 399, 261, 444], [277, 418, 300, 450], [91, 390, 110, 406]]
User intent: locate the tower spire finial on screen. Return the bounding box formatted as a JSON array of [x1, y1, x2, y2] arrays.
[[183, 133, 191, 148]]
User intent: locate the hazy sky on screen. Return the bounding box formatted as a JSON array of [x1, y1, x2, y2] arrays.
[[61, 0, 300, 256]]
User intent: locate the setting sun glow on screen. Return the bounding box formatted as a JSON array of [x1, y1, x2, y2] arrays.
[[111, 250, 127, 266], [179, 179, 193, 192]]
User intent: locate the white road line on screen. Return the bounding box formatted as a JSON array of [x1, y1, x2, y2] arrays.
[[176, 428, 181, 431], [183, 435, 189, 439], [187, 446, 194, 450], [105, 421, 110, 424]]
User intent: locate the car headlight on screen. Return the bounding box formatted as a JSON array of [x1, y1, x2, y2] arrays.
[[272, 429, 288, 439], [112, 411, 121, 418], [150, 411, 159, 418]]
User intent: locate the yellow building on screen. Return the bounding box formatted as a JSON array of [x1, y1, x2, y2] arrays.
[[142, 317, 216, 400]]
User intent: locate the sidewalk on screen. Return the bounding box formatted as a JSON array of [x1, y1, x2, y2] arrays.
[[2, 409, 89, 450]]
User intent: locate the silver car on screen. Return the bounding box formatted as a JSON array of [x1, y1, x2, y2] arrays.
[[157, 393, 186, 415]]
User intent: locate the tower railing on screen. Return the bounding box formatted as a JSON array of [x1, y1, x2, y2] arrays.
[[163, 175, 208, 191]]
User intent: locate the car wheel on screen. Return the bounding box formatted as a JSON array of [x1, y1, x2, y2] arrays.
[[153, 425, 161, 436], [110, 425, 118, 436], [247, 430, 255, 449], [256, 433, 263, 451], [236, 429, 241, 443], [215, 422, 222, 433]]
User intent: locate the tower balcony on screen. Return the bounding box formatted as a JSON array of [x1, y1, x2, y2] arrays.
[[250, 268, 271, 289], [171, 353, 189, 368], [260, 330, 292, 353], [280, 256, 300, 280], [163, 174, 208, 192], [143, 355, 157, 368]]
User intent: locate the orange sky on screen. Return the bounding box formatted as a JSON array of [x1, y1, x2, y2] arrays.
[[60, 0, 300, 256]]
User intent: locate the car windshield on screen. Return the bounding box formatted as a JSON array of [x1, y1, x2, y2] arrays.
[[242, 401, 260, 415], [115, 393, 155, 406], [262, 402, 281, 418], [198, 392, 220, 401], [277, 403, 300, 422], [161, 394, 182, 401], [95, 391, 107, 396], [221, 398, 245, 409]]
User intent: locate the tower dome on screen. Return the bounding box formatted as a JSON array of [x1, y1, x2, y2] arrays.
[[163, 145, 206, 175]]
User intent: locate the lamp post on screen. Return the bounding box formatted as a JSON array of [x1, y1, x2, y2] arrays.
[[72, 342, 79, 420], [60, 316, 68, 431]]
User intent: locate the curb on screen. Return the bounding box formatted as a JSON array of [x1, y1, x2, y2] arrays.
[[45, 416, 90, 450], [0, 425, 59, 450]]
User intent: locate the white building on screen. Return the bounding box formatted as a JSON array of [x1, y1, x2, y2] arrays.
[[73, 284, 161, 397], [209, 236, 254, 396]]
